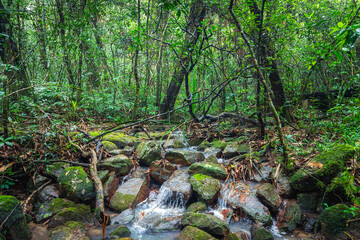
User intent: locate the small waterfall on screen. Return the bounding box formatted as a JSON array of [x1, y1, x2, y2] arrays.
[[129, 186, 186, 238]]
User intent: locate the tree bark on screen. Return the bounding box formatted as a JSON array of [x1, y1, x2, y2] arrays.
[[247, 0, 294, 122], [159, 0, 206, 114]]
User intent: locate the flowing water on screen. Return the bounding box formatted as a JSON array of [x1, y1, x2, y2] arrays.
[[109, 133, 289, 240]]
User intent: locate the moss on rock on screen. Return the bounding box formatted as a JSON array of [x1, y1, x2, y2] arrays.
[[188, 162, 227, 180], [190, 174, 221, 204], [177, 226, 216, 240], [186, 202, 208, 213], [181, 212, 229, 238], [290, 144, 355, 192], [316, 204, 360, 240], [111, 225, 131, 238], [57, 166, 96, 202]]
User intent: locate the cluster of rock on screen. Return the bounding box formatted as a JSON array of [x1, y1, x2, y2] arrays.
[[1, 129, 359, 240]]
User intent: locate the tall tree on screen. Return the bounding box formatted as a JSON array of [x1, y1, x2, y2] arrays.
[[159, 0, 206, 114]]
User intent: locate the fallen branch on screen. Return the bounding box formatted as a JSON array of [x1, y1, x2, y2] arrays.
[[22, 180, 52, 214], [88, 149, 109, 240]]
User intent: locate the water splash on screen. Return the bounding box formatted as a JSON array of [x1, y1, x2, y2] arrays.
[[128, 186, 187, 238]]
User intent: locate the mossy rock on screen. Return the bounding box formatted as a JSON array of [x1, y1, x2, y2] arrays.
[[186, 202, 208, 213], [211, 140, 227, 150], [181, 212, 230, 238], [163, 139, 186, 149], [0, 195, 32, 240], [99, 154, 132, 176], [165, 150, 205, 166], [188, 162, 227, 180], [223, 142, 250, 158], [204, 155, 218, 164], [135, 141, 161, 166], [189, 174, 221, 204], [102, 141, 118, 151], [48, 204, 93, 228], [111, 225, 131, 238], [177, 226, 216, 240], [316, 204, 360, 240], [57, 166, 96, 202], [198, 141, 211, 151], [290, 144, 355, 192], [36, 198, 77, 223], [255, 183, 282, 214], [46, 162, 70, 179], [48, 221, 89, 240], [250, 225, 274, 240]]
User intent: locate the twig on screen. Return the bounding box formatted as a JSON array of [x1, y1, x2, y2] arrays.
[[22, 180, 52, 214], [46, 160, 90, 168]]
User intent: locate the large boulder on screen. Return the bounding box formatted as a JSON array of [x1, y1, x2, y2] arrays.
[[220, 182, 272, 225], [177, 226, 216, 240], [165, 150, 205, 166], [197, 141, 211, 151], [46, 162, 70, 179], [0, 195, 32, 240], [111, 225, 131, 238], [186, 202, 208, 213], [57, 166, 96, 202], [101, 140, 118, 151], [109, 178, 149, 213], [163, 139, 186, 149], [161, 169, 193, 203], [48, 203, 93, 228], [99, 154, 132, 176], [290, 144, 355, 192], [255, 183, 282, 215], [250, 224, 274, 240], [188, 162, 227, 180], [135, 141, 161, 166], [103, 171, 120, 201], [189, 174, 221, 204], [48, 221, 89, 240], [297, 193, 317, 212], [150, 160, 177, 183], [276, 199, 301, 233], [101, 132, 139, 148], [316, 204, 360, 240], [223, 142, 250, 158], [181, 212, 230, 238], [36, 198, 77, 223], [204, 147, 222, 158]]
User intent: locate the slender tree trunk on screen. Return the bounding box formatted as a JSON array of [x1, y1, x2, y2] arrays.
[[55, 0, 75, 86], [35, 0, 48, 70], [159, 0, 206, 114], [131, 0, 141, 120], [229, 0, 290, 172], [0, 0, 28, 138], [247, 0, 294, 122]]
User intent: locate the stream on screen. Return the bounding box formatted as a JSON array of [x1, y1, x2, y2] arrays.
[[101, 131, 288, 240]]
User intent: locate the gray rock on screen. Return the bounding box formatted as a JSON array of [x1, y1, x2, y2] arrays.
[[99, 154, 132, 176], [165, 150, 205, 166], [220, 182, 272, 225], [163, 139, 186, 149], [181, 212, 230, 238], [0, 195, 32, 240], [111, 209, 135, 225], [37, 184, 60, 203], [162, 169, 192, 202], [150, 160, 177, 183], [223, 142, 250, 158], [297, 193, 317, 212], [204, 147, 222, 158], [57, 166, 95, 202], [48, 221, 89, 240], [276, 199, 301, 233], [250, 224, 274, 240], [188, 162, 227, 180], [135, 141, 161, 166], [109, 178, 149, 213], [255, 183, 282, 214], [189, 174, 221, 204]]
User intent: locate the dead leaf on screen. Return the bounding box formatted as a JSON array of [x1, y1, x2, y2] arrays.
[[0, 162, 14, 173]]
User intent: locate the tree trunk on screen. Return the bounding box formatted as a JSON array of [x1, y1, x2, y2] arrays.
[[247, 0, 294, 122], [159, 0, 206, 114]]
